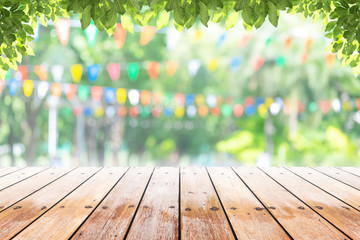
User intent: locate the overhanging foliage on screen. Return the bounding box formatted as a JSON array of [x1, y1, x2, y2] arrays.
[[1, 0, 360, 77]]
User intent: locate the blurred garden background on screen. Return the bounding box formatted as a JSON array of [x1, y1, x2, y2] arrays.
[[0, 14, 360, 167]]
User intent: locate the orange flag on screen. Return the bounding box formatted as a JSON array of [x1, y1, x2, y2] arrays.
[[140, 26, 156, 46], [148, 61, 159, 79], [34, 65, 48, 81], [325, 53, 336, 68], [51, 83, 62, 98], [114, 24, 127, 49], [55, 18, 71, 45], [18, 65, 28, 80], [284, 36, 293, 50], [305, 38, 313, 52], [166, 61, 179, 77]]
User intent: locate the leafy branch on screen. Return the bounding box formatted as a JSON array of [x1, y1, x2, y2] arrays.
[[1, 0, 360, 77]]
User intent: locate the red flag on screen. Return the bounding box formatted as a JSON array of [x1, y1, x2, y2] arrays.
[[18, 65, 28, 80], [91, 86, 103, 102], [66, 84, 77, 100]]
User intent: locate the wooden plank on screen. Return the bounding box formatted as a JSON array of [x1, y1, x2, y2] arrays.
[[0, 168, 74, 211], [338, 167, 360, 177], [181, 167, 235, 240], [287, 167, 360, 210], [0, 167, 100, 240], [0, 167, 23, 177], [233, 167, 349, 239], [262, 167, 360, 239], [71, 167, 153, 240], [13, 167, 128, 240], [126, 167, 179, 240], [0, 167, 46, 190], [314, 167, 360, 190], [207, 167, 289, 240]]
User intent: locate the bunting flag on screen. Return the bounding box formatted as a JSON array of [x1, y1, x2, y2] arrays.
[[211, 107, 221, 116], [206, 95, 217, 107], [23, 80, 34, 97], [319, 100, 330, 114], [107, 63, 121, 81], [325, 53, 336, 68], [221, 104, 233, 117], [94, 106, 104, 117], [186, 105, 197, 118], [127, 63, 140, 81], [113, 23, 127, 49], [195, 94, 205, 105], [166, 61, 179, 77], [116, 88, 127, 104], [230, 58, 242, 71], [193, 30, 203, 43], [356, 98, 360, 110], [207, 59, 219, 71], [0, 79, 4, 94], [9, 79, 19, 96], [34, 65, 48, 81], [78, 86, 89, 101], [129, 106, 140, 118], [174, 93, 185, 106], [65, 84, 77, 100], [198, 105, 209, 117], [104, 87, 116, 104], [216, 34, 226, 48], [84, 107, 93, 117], [185, 94, 195, 106], [106, 106, 116, 118], [332, 98, 342, 113], [254, 56, 265, 71], [140, 90, 151, 105], [91, 86, 103, 102], [233, 104, 244, 117], [305, 38, 313, 52], [166, 28, 180, 51], [71, 64, 83, 83], [18, 66, 28, 80], [147, 61, 159, 79], [174, 106, 185, 118], [84, 23, 98, 47], [140, 26, 156, 46], [51, 65, 64, 82], [55, 18, 71, 45], [51, 83, 62, 98], [118, 106, 127, 117], [239, 34, 251, 48], [37, 81, 48, 99], [88, 64, 100, 82], [73, 107, 82, 116], [163, 107, 173, 117], [188, 59, 201, 77], [300, 53, 308, 64], [276, 56, 286, 67], [284, 36, 293, 50], [152, 106, 162, 117]]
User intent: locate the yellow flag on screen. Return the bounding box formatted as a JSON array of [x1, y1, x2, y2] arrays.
[[174, 107, 185, 118], [207, 59, 219, 71], [116, 88, 127, 104], [193, 30, 203, 43], [71, 64, 83, 83], [195, 94, 205, 105], [23, 80, 33, 97], [95, 106, 104, 117]]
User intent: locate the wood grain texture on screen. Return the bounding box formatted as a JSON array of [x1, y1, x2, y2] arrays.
[[13, 167, 128, 240], [207, 167, 289, 240], [0, 168, 73, 211], [0, 167, 100, 240], [339, 167, 360, 177], [181, 167, 235, 240], [233, 167, 348, 240], [0, 167, 46, 190], [71, 167, 153, 240], [287, 167, 360, 210], [0, 167, 23, 177], [262, 167, 360, 239], [314, 167, 360, 190], [127, 167, 179, 240]]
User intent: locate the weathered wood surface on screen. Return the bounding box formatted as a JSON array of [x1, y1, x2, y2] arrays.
[[0, 167, 359, 240]]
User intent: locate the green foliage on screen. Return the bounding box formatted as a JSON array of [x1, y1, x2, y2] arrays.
[[1, 0, 360, 77]]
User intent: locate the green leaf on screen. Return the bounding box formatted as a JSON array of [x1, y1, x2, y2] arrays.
[[23, 24, 34, 35], [121, 15, 134, 34], [242, 6, 254, 25], [173, 4, 186, 25], [80, 5, 92, 30], [212, 10, 225, 23], [156, 11, 170, 30], [225, 12, 239, 30], [199, 2, 210, 27], [268, 2, 279, 27], [105, 8, 117, 29]]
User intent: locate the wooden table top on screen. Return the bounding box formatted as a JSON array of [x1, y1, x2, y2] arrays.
[[0, 167, 359, 239]]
